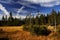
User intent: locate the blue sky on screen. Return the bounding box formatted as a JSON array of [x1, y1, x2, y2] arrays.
[[0, 0, 60, 19]]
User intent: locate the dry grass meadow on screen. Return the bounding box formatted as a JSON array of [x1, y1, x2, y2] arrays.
[[0, 26, 60, 40]]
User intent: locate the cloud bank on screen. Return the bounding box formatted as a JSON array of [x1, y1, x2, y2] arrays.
[[24, 0, 60, 7], [0, 0, 60, 7]]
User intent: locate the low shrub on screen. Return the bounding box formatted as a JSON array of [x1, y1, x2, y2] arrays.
[[23, 25, 51, 36]]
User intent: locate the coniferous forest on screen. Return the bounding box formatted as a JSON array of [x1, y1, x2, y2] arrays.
[[0, 9, 60, 26]]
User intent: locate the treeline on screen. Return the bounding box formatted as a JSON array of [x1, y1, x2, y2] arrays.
[[23, 9, 58, 36], [0, 9, 60, 26], [0, 12, 25, 26], [25, 9, 60, 26]]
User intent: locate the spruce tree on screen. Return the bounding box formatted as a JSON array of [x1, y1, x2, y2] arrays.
[[2, 15, 5, 21]]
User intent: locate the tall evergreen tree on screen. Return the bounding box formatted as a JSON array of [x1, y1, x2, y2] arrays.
[[5, 15, 7, 21], [2, 15, 5, 21], [56, 11, 60, 25], [50, 9, 57, 25], [8, 12, 13, 21], [31, 15, 35, 25], [35, 14, 39, 25], [40, 14, 45, 25], [46, 14, 51, 25]]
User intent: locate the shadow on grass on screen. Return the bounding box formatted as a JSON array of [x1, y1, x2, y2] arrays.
[[0, 38, 9, 40]]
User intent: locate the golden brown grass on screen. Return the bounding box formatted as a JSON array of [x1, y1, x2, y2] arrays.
[[0, 26, 60, 40]]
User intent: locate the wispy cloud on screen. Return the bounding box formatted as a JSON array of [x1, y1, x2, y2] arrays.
[[26, 0, 55, 3], [0, 4, 10, 20], [0, 0, 12, 4], [0, 0, 60, 7], [17, 6, 25, 14], [23, 0, 60, 7], [0, 0, 38, 9], [17, 1, 38, 9], [15, 6, 25, 19], [0, 4, 9, 16]]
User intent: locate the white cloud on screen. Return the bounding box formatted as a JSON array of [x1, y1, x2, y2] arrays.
[[0, 4, 10, 20], [0, 0, 60, 7], [0, 4, 9, 16], [31, 12, 48, 18], [0, 14, 3, 20], [40, 3, 55, 7], [13, 15, 26, 19], [26, 0, 54, 3], [17, 6, 25, 14], [17, 1, 37, 9], [13, 14, 26, 19], [24, 0, 60, 7]]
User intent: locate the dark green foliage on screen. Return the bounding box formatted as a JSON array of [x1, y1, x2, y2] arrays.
[[0, 12, 25, 26], [31, 26, 51, 36], [0, 9, 60, 26], [23, 25, 51, 36], [8, 12, 14, 21], [2, 15, 5, 21], [23, 26, 29, 31]]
